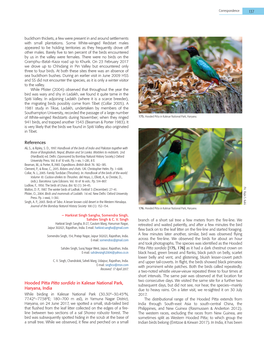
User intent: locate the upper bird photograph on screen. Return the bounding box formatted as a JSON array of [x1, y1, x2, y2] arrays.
[[139, 128, 242, 205], [138, 37, 242, 114]]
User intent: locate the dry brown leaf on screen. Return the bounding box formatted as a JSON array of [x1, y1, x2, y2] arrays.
[[140, 56, 148, 69], [153, 64, 163, 73], [224, 59, 233, 69], [230, 72, 241, 76], [167, 55, 172, 66], [187, 80, 194, 89], [178, 63, 190, 78], [142, 98, 152, 105], [139, 94, 145, 102], [233, 57, 241, 66], [179, 93, 186, 97], [163, 99, 172, 105], [153, 96, 163, 103], [174, 81, 183, 88], [147, 76, 154, 83], [139, 105, 149, 110], [217, 71, 226, 77], [138, 38, 147, 50], [213, 86, 227, 91], [147, 41, 158, 52], [178, 72, 193, 79], [230, 73, 242, 79], [210, 61, 223, 67], [194, 80, 202, 89], [160, 83, 167, 93]]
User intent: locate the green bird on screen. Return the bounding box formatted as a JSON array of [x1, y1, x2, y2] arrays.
[[153, 140, 182, 189], [184, 46, 241, 96]]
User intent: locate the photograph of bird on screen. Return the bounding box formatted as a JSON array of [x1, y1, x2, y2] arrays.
[[153, 140, 182, 196], [184, 46, 241, 96]]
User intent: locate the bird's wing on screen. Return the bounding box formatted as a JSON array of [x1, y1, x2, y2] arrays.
[[154, 156, 168, 179], [157, 156, 168, 170], [155, 153, 181, 181], [196, 59, 219, 80]]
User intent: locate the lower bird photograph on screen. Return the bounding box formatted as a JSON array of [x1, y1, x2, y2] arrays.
[[139, 128, 242, 205]]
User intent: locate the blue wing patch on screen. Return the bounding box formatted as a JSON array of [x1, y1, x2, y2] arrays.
[[157, 156, 168, 169], [196, 59, 219, 80]]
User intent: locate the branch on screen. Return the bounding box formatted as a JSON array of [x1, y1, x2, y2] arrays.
[[139, 129, 178, 168], [139, 128, 177, 154]]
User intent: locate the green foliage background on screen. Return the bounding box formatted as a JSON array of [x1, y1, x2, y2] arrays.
[[139, 37, 241, 66]]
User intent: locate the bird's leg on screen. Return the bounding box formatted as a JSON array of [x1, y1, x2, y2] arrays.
[[220, 80, 242, 97], [162, 184, 168, 196], [167, 182, 173, 194], [200, 81, 214, 94], [163, 183, 173, 205]]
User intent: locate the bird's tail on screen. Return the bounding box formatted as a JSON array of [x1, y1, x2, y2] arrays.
[[220, 79, 242, 98]]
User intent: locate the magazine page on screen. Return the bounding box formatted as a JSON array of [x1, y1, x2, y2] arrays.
[[1, 1, 263, 340]]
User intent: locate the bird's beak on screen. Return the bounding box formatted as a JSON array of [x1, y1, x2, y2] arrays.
[[183, 48, 188, 51]]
